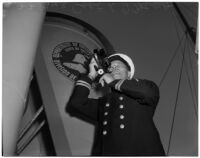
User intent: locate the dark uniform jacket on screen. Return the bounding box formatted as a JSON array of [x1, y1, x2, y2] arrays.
[[66, 75, 165, 156]]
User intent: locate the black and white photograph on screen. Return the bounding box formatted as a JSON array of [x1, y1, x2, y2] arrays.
[[2, 1, 198, 156]]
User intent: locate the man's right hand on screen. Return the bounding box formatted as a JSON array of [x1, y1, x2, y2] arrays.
[[88, 58, 98, 81]]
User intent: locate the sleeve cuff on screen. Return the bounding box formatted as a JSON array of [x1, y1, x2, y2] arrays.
[[108, 79, 125, 91], [76, 74, 93, 90]]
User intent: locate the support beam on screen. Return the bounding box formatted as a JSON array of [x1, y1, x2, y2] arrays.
[[35, 47, 72, 156], [3, 3, 46, 155]]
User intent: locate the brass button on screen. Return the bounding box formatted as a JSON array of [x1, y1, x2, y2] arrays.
[[104, 112, 108, 116], [119, 96, 123, 101], [103, 130, 107, 135], [103, 121, 107, 125], [120, 124, 125, 129], [105, 103, 110, 107], [119, 105, 124, 109], [120, 115, 124, 119]]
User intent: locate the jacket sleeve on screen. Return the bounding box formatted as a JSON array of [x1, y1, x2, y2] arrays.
[[108, 78, 160, 108], [66, 75, 99, 125]]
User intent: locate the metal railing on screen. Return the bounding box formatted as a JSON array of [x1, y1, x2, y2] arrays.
[[16, 106, 45, 155]]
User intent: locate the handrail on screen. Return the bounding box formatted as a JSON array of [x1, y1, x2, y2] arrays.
[[17, 120, 46, 155], [17, 106, 44, 144]]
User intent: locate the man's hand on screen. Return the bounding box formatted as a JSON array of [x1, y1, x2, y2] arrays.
[[88, 58, 98, 80], [99, 73, 115, 87]]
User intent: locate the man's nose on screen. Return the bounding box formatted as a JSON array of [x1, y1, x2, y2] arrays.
[[108, 67, 113, 72]]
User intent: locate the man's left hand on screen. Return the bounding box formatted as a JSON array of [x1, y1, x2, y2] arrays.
[[99, 73, 115, 87]]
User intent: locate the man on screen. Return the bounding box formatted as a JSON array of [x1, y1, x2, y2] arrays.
[[66, 53, 165, 156]]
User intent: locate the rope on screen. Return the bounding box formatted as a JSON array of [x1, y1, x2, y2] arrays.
[[184, 35, 198, 117], [170, 5, 187, 37], [158, 34, 185, 87], [186, 35, 198, 101], [181, 4, 197, 20], [167, 35, 187, 155], [172, 3, 197, 55], [164, 5, 198, 155], [180, 5, 197, 25], [169, 2, 198, 118], [183, 58, 198, 119], [168, 7, 180, 41], [159, 7, 186, 87]]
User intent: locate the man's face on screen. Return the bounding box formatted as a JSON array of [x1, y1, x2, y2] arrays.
[[108, 60, 129, 80]]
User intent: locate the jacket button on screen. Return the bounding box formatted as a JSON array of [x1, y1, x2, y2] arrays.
[[120, 115, 124, 119], [103, 121, 107, 125], [120, 124, 125, 129], [105, 103, 110, 107], [119, 96, 123, 100], [104, 112, 108, 116], [119, 105, 124, 109], [103, 130, 107, 135]]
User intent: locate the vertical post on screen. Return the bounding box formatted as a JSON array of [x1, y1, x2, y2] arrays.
[[3, 3, 46, 155]]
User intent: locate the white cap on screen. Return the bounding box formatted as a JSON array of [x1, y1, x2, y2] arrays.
[[108, 53, 135, 79]]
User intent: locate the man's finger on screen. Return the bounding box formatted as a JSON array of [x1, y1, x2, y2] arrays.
[[99, 77, 105, 87]]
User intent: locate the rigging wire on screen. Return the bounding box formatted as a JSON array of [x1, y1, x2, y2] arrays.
[[185, 34, 198, 106], [169, 4, 198, 107], [181, 4, 198, 19], [165, 5, 198, 155], [183, 34, 198, 119], [170, 4, 188, 38], [173, 3, 198, 61], [185, 24, 198, 58], [159, 6, 185, 87], [170, 3, 198, 105], [180, 4, 197, 23], [187, 34, 198, 53], [186, 33, 198, 59], [158, 34, 185, 87], [170, 4, 198, 112], [171, 3, 197, 51], [167, 35, 187, 155], [169, 6, 183, 41], [187, 31, 198, 59]]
